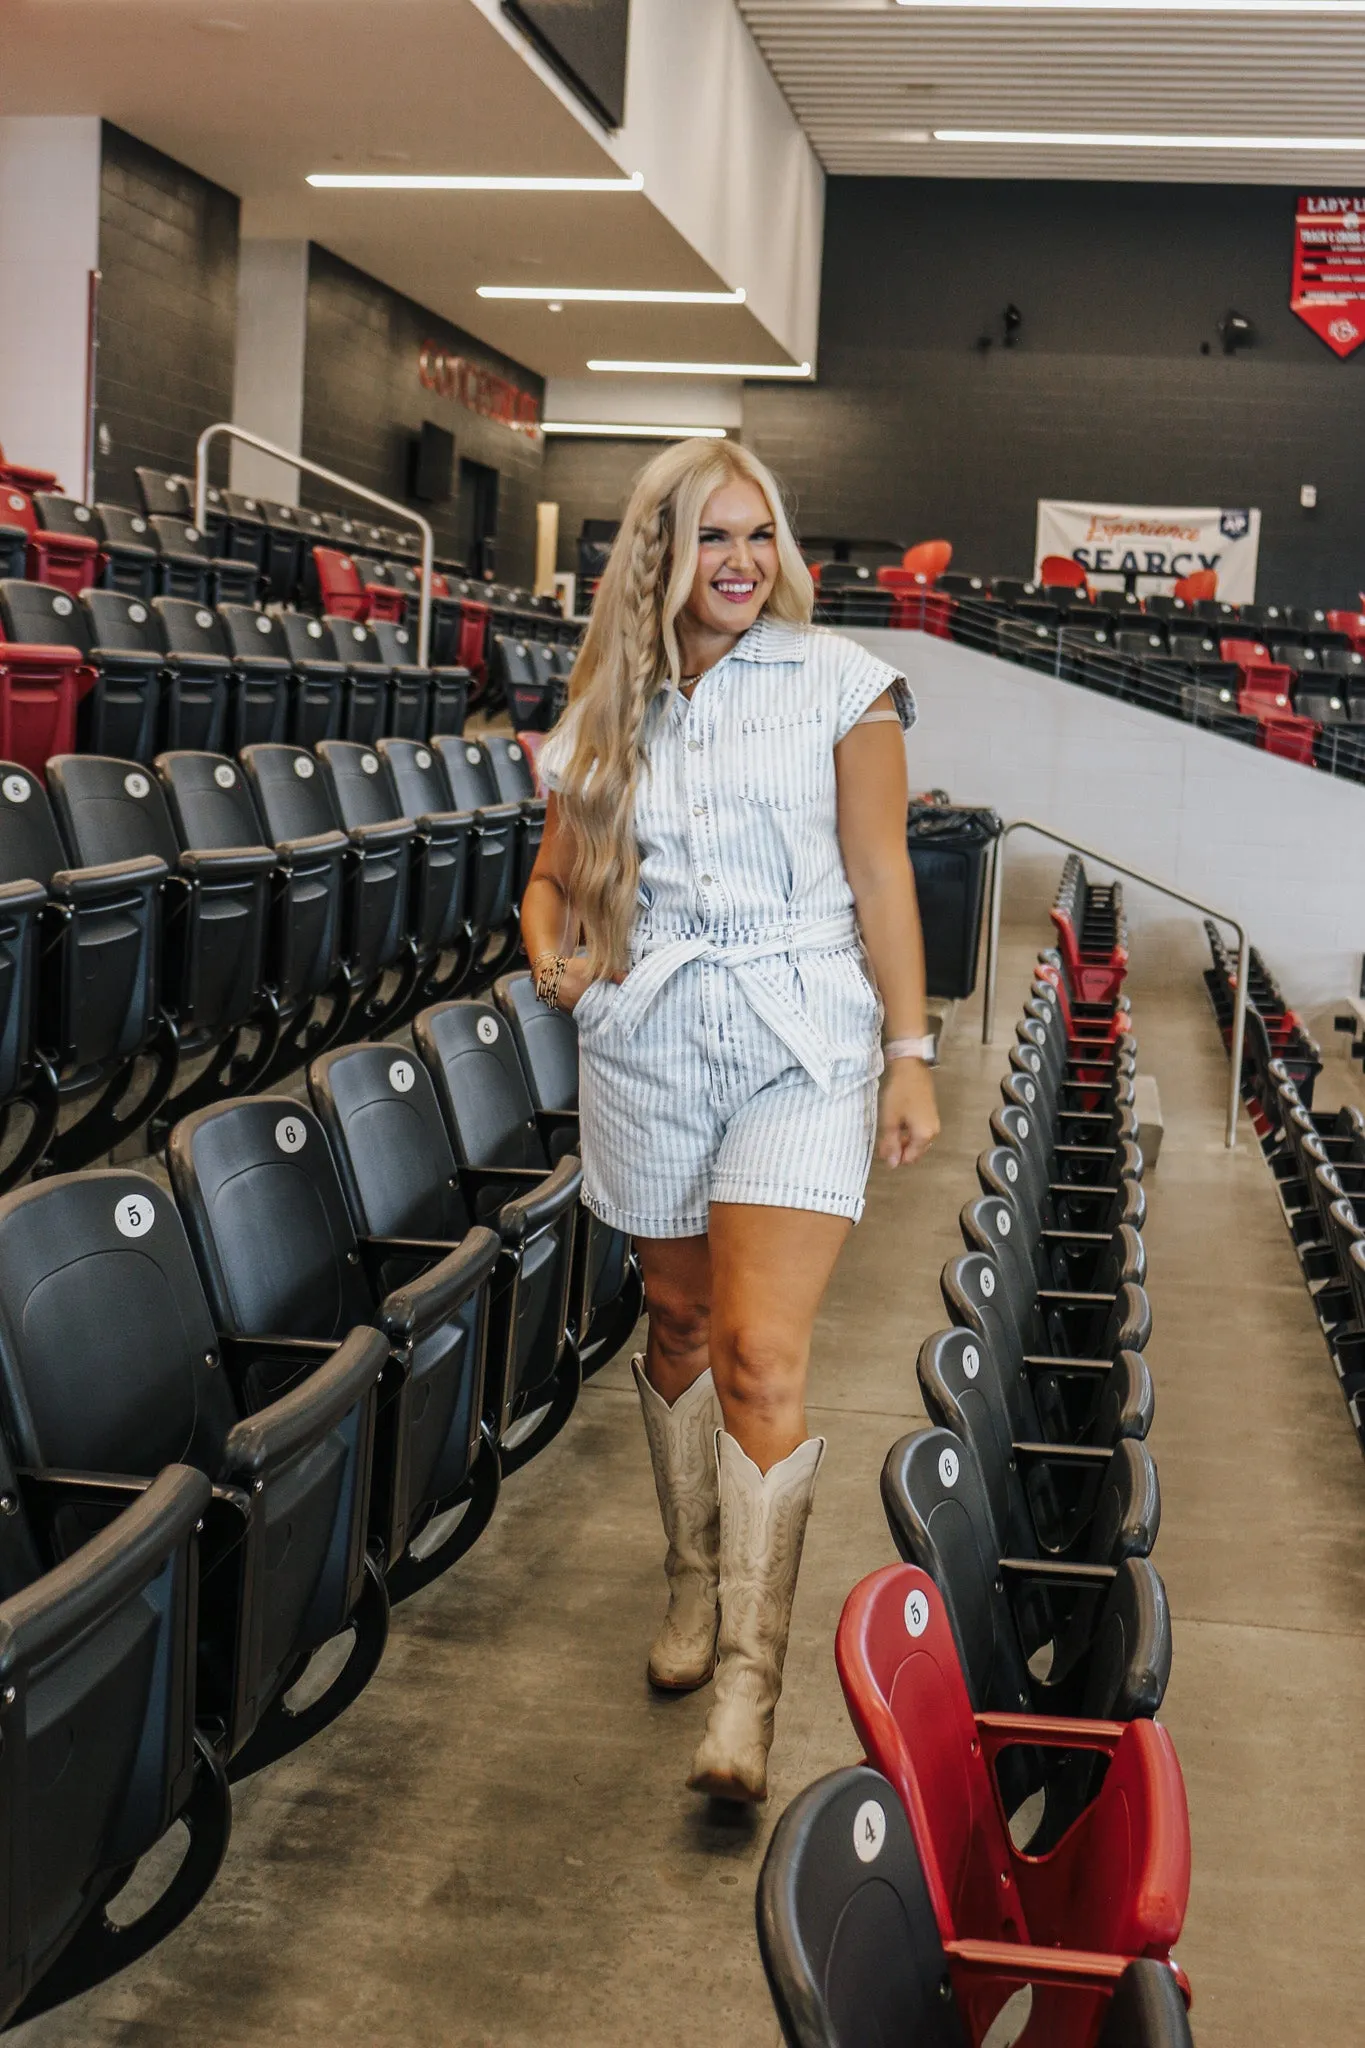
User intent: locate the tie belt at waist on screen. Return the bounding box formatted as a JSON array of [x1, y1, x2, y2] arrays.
[[609, 910, 862, 1093]]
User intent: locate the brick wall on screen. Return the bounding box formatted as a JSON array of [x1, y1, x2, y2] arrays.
[[302, 246, 545, 584], [541, 436, 650, 574], [745, 178, 1365, 608], [94, 123, 238, 507]]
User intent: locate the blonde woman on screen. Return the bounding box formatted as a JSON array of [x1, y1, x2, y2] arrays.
[[522, 441, 939, 1804]]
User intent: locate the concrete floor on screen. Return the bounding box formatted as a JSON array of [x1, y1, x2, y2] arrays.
[[18, 911, 1365, 2046]]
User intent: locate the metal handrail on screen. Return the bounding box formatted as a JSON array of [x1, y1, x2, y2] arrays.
[[194, 425, 435, 666], [981, 818, 1251, 1149]]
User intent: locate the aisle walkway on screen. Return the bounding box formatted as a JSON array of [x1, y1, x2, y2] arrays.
[[19, 917, 1365, 2045]]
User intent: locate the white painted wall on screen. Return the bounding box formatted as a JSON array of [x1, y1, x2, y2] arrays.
[[0, 117, 101, 496], [851, 629, 1365, 1023], [542, 374, 743, 430], [230, 238, 309, 503]]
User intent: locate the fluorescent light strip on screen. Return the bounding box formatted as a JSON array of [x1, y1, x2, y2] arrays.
[[479, 286, 744, 304], [587, 359, 812, 377], [900, 1, 1365, 11], [935, 129, 1365, 148], [307, 172, 645, 191], [541, 422, 729, 439]]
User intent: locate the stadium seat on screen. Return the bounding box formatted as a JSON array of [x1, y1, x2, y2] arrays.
[[901, 538, 953, 581], [1172, 569, 1216, 603], [322, 616, 390, 743], [45, 753, 275, 1113], [154, 748, 348, 1083], [378, 737, 479, 994], [316, 1030, 584, 1474], [432, 735, 522, 962], [835, 1564, 1190, 2048], [236, 496, 300, 597], [0, 761, 176, 1171], [216, 604, 302, 748], [312, 547, 405, 625], [149, 518, 257, 606], [169, 1093, 502, 1596], [0, 578, 104, 767], [939, 570, 988, 599], [134, 468, 190, 519], [239, 742, 415, 1036], [152, 598, 235, 752], [368, 620, 433, 738], [92, 503, 159, 599], [815, 563, 893, 628], [1039, 555, 1087, 591], [0, 1164, 390, 1769], [756, 1764, 1192, 2048], [275, 610, 347, 744], [1, 486, 100, 595]]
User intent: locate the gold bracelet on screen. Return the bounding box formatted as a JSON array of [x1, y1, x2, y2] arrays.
[[534, 954, 568, 1010]]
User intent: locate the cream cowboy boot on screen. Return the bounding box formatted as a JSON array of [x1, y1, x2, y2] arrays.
[[687, 1431, 825, 1804], [633, 1356, 721, 1690]]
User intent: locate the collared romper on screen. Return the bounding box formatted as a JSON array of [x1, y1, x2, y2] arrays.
[[539, 620, 916, 1240]]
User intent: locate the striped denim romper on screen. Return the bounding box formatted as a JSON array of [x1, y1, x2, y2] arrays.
[[540, 619, 916, 1240]]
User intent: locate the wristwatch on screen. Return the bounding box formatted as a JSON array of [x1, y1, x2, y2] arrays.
[[884, 1034, 938, 1067]]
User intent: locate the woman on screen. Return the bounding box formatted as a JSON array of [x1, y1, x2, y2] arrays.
[[521, 440, 939, 1804]]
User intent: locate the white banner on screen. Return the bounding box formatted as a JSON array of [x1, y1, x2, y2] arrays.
[[1034, 500, 1261, 602]]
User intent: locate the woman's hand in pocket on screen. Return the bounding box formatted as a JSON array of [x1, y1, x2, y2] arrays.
[[556, 956, 599, 1015]]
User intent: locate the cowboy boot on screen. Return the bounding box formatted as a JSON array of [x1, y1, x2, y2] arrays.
[[633, 1355, 721, 1690], [687, 1430, 825, 1803]]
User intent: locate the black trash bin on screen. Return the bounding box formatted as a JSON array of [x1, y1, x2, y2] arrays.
[[905, 803, 1002, 1000]]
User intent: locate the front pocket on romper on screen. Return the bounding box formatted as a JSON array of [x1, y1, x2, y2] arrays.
[[738, 708, 828, 809]]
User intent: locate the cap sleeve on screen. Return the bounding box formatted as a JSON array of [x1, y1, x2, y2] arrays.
[[536, 707, 579, 793], [834, 640, 918, 742]]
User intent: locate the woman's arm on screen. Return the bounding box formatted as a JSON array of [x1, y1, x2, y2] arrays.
[[835, 691, 941, 1168], [520, 796, 596, 1013]]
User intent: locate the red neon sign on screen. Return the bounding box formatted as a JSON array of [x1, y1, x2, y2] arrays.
[[418, 343, 541, 433]]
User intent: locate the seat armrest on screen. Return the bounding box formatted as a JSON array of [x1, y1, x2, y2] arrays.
[[51, 853, 167, 902], [346, 817, 415, 852], [975, 1707, 1123, 1758], [0, 640, 84, 663], [220, 1325, 388, 1482], [1023, 1352, 1120, 1374], [416, 808, 473, 835], [179, 844, 276, 881], [1012, 1440, 1113, 1473], [1036, 1288, 1117, 1306], [374, 1226, 501, 1343], [1039, 1228, 1111, 1246], [0, 1463, 210, 1668], [997, 1556, 1117, 1589], [275, 827, 346, 857], [470, 802, 523, 828], [0, 878, 47, 915], [457, 1155, 582, 1245]]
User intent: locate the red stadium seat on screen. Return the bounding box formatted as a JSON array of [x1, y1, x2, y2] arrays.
[[836, 1564, 1191, 2048], [1039, 554, 1088, 591], [0, 443, 59, 494], [0, 633, 90, 775], [517, 729, 549, 795], [901, 538, 953, 582], [1326, 608, 1365, 650], [311, 545, 405, 624], [0, 487, 101, 596], [1173, 569, 1217, 603], [876, 566, 953, 635]]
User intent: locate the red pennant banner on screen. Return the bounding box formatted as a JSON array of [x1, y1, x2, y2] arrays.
[[1291, 195, 1365, 358]]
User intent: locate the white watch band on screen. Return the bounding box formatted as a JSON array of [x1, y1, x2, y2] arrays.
[[885, 1034, 937, 1066]]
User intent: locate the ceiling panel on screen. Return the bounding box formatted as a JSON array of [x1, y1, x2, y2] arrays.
[[737, 0, 1365, 182]]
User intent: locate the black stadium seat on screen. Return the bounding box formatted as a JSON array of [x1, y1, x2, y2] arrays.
[[756, 1764, 1192, 2048], [169, 1094, 502, 1597], [151, 597, 233, 752], [323, 616, 389, 743], [274, 610, 347, 743], [155, 748, 348, 1083], [149, 518, 257, 607], [0, 1164, 390, 1772], [92, 504, 159, 599], [432, 735, 521, 967], [45, 753, 276, 1114], [369, 619, 432, 737], [1, 579, 161, 763], [217, 604, 303, 746]]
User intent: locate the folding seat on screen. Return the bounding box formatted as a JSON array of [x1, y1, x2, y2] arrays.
[[368, 619, 433, 738], [378, 737, 478, 989], [309, 1038, 583, 1484], [526, 638, 569, 730], [836, 1565, 1190, 2048], [492, 969, 645, 1375], [216, 603, 308, 749], [1056, 625, 1124, 697], [240, 742, 414, 1036], [480, 733, 547, 896], [988, 1095, 1144, 1248], [149, 517, 258, 607], [202, 490, 266, 577], [46, 753, 275, 1115], [0, 519, 25, 582], [92, 503, 160, 599], [244, 498, 302, 598], [1092, 589, 1145, 620], [814, 564, 893, 628], [384, 559, 424, 622], [426, 571, 468, 674], [1114, 627, 1165, 663], [0, 445, 57, 493], [0, 578, 94, 773], [315, 738, 466, 999], [1050, 856, 1127, 1006], [1141, 595, 1192, 623], [880, 1427, 1168, 1819], [271, 609, 346, 743], [135, 467, 191, 519], [1039, 555, 1087, 594], [1180, 681, 1260, 743], [31, 493, 109, 596], [1325, 609, 1365, 651], [875, 567, 953, 636], [939, 571, 989, 598], [756, 1764, 1192, 2048], [155, 748, 348, 1082], [0, 1165, 390, 1770], [168, 1093, 501, 1600], [997, 618, 1059, 673], [435, 735, 532, 948], [1032, 955, 1134, 1055], [959, 1187, 1147, 1378], [152, 597, 240, 751], [991, 578, 1040, 605], [311, 548, 403, 626], [0, 486, 100, 595], [999, 1070, 1142, 1201], [323, 615, 390, 743], [351, 555, 408, 625], [1192, 597, 1238, 627]]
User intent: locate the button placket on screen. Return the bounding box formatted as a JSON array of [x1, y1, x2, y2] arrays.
[[684, 693, 718, 928]]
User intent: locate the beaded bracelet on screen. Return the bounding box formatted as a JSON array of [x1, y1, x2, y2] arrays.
[[533, 951, 568, 1012]]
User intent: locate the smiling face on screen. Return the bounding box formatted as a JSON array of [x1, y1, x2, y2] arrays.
[[682, 477, 779, 647]]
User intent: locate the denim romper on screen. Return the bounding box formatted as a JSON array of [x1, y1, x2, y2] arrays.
[[540, 620, 916, 1239]]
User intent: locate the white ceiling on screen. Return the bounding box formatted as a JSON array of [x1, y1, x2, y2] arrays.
[[737, 0, 1365, 182], [3, 0, 792, 376]]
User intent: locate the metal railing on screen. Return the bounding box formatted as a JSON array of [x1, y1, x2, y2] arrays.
[[194, 425, 435, 666], [981, 820, 1251, 1149]]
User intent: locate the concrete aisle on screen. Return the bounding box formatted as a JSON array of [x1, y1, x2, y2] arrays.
[[18, 916, 1365, 2045]]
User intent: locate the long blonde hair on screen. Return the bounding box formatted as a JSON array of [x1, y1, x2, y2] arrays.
[[555, 439, 813, 977]]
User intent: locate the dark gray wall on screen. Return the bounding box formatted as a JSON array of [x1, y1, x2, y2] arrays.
[[94, 124, 239, 506], [542, 436, 649, 573], [744, 178, 1365, 607], [302, 247, 545, 583]]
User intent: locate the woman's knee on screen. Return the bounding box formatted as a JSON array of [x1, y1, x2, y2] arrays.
[[712, 1322, 806, 1417], [645, 1283, 710, 1365]]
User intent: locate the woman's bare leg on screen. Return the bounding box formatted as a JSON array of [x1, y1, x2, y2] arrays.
[[635, 1233, 712, 1402], [706, 1204, 852, 1472]]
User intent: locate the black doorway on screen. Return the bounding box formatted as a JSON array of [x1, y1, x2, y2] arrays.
[[458, 458, 499, 579]]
